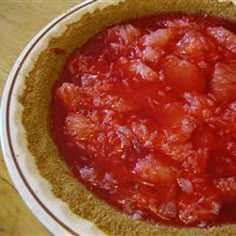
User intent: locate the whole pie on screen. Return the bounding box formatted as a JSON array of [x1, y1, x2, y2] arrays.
[[20, 0, 236, 235]]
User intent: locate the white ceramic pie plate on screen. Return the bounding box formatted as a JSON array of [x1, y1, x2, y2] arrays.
[[0, 1, 123, 235]]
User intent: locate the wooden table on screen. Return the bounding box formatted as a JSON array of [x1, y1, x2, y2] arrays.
[[0, 2, 80, 235]]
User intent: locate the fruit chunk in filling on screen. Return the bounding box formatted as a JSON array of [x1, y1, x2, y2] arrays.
[[51, 14, 236, 227]]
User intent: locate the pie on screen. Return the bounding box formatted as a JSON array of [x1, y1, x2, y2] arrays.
[[21, 0, 236, 235]]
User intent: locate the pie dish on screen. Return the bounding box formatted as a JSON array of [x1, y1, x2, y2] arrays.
[[1, 0, 236, 235]]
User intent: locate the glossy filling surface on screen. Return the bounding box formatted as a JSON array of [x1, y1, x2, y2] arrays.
[[51, 14, 236, 227]]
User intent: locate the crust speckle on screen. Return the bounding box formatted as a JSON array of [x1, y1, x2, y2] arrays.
[[20, 0, 236, 235]]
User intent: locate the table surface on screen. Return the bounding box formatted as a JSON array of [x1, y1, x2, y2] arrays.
[[0, 2, 80, 235]]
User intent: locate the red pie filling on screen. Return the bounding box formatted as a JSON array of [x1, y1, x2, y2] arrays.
[[51, 14, 236, 227]]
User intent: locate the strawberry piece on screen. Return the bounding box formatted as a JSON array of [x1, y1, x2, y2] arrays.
[[143, 28, 177, 49], [207, 27, 236, 54], [114, 184, 178, 220], [183, 92, 216, 122], [157, 102, 196, 143], [223, 102, 236, 125], [129, 59, 158, 82], [155, 102, 196, 143], [130, 118, 151, 144], [211, 101, 236, 136], [56, 83, 91, 111], [146, 93, 196, 128], [113, 58, 159, 84], [182, 148, 209, 175], [129, 117, 165, 149], [178, 181, 221, 225], [163, 55, 206, 94], [163, 118, 196, 144], [68, 54, 93, 75], [56, 83, 79, 106], [211, 61, 236, 102], [133, 154, 177, 184], [161, 142, 194, 162], [94, 93, 133, 113], [214, 177, 236, 202], [68, 53, 111, 82], [106, 128, 134, 158], [142, 46, 160, 64], [64, 113, 96, 144], [112, 57, 134, 80], [176, 30, 218, 61], [163, 19, 199, 30], [106, 24, 142, 45], [103, 24, 142, 60]]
